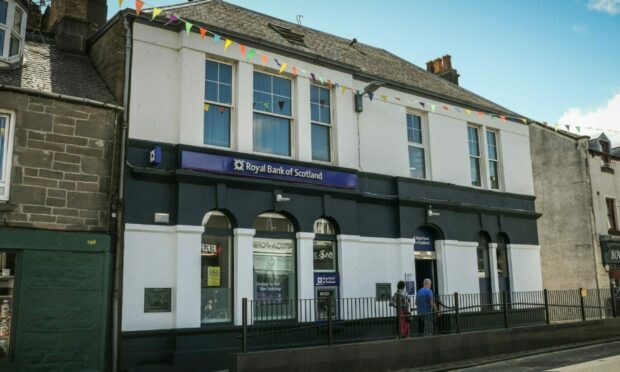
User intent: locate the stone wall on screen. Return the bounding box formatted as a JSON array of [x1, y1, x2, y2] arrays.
[[89, 18, 126, 104], [0, 90, 119, 232], [529, 124, 604, 289]]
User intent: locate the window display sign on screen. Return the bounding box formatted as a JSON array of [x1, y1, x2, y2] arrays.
[[180, 150, 358, 189], [207, 266, 221, 287], [413, 228, 434, 251], [201, 243, 222, 256], [253, 239, 293, 255], [313, 240, 335, 271], [144, 288, 172, 313], [375, 283, 391, 301], [255, 274, 288, 301]]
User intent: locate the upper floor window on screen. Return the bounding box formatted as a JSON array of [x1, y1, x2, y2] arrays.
[[0, 0, 26, 65], [253, 71, 292, 157], [607, 198, 618, 232], [0, 111, 14, 201], [407, 113, 425, 179], [468, 126, 482, 187], [600, 140, 611, 166], [204, 60, 232, 147], [486, 130, 500, 189], [310, 85, 331, 162]]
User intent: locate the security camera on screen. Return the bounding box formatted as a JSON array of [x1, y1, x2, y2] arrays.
[[276, 194, 290, 202]]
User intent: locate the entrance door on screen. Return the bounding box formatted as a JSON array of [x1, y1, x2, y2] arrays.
[[415, 260, 437, 292]]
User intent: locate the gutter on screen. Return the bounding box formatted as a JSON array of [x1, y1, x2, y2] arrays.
[[0, 85, 124, 112], [112, 15, 132, 372]]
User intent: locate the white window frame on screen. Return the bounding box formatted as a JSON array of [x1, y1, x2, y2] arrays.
[[406, 111, 429, 179], [485, 129, 501, 190], [252, 69, 295, 159], [203, 57, 235, 149], [468, 125, 484, 188], [0, 0, 26, 65], [310, 83, 334, 164], [0, 109, 16, 201]]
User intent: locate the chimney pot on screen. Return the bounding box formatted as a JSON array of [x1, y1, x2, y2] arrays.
[[442, 55, 452, 70], [426, 61, 434, 73], [433, 58, 443, 73]]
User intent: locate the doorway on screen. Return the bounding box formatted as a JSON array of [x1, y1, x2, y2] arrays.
[[415, 259, 437, 292]]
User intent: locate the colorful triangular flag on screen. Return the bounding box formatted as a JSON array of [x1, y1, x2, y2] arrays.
[[213, 34, 220, 43], [246, 48, 256, 61], [204, 103, 210, 111], [576, 126, 581, 133], [165, 15, 178, 26], [119, 0, 123, 7], [279, 63, 287, 74], [380, 95, 387, 102], [152, 7, 162, 20], [224, 39, 232, 51], [292, 66, 297, 76], [136, 0, 144, 15], [368, 92, 374, 101], [185, 22, 193, 35], [261, 55, 268, 65], [431, 104, 436, 112], [199, 27, 207, 39], [238, 44, 246, 57]]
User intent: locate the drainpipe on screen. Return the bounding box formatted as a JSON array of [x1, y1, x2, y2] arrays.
[[583, 140, 602, 290], [112, 15, 132, 372]]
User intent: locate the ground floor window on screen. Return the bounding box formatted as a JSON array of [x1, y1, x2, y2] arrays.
[[201, 211, 232, 324], [0, 252, 15, 358]]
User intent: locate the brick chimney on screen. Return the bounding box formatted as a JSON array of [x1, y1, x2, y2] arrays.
[[44, 0, 108, 54], [425, 55, 460, 85]]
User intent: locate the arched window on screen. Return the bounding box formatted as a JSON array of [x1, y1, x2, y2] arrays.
[[496, 233, 510, 292], [313, 218, 337, 272], [252, 212, 296, 320], [477, 232, 492, 295], [201, 210, 233, 324]]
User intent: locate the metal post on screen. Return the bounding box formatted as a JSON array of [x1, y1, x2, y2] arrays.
[[454, 292, 460, 334], [396, 294, 402, 338], [502, 291, 509, 328], [598, 288, 603, 319], [579, 288, 586, 322], [242, 298, 248, 352], [327, 295, 333, 346], [612, 287, 617, 318], [543, 289, 550, 325]]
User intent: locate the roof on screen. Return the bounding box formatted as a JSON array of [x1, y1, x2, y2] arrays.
[[0, 32, 116, 104], [149, 0, 517, 116]]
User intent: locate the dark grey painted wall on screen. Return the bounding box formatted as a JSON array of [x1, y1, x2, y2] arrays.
[[124, 140, 539, 244]]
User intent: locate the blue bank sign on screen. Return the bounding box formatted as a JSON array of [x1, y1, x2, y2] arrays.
[[180, 151, 358, 189]]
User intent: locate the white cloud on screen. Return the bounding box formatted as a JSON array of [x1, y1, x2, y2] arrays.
[[559, 91, 620, 145], [572, 24, 588, 33], [587, 0, 620, 15]]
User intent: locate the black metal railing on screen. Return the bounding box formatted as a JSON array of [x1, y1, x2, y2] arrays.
[[239, 287, 618, 352]]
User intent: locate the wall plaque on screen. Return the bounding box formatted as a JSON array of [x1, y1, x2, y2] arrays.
[[144, 288, 172, 313], [375, 283, 392, 301]]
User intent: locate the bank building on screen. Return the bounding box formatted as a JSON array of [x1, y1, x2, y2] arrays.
[[104, 1, 543, 367]]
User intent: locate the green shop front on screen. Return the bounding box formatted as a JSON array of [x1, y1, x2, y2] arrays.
[[0, 228, 111, 371]]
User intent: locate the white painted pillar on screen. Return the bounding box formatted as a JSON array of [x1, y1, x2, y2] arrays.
[[236, 61, 254, 153], [297, 232, 315, 322], [295, 77, 312, 162], [337, 235, 360, 300], [174, 225, 203, 329], [489, 243, 499, 294], [507, 244, 543, 292], [233, 228, 255, 325], [435, 240, 448, 296]]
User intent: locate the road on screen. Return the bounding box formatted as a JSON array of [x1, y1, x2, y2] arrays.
[[456, 340, 620, 371]]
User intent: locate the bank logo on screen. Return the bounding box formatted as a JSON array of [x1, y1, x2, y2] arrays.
[[233, 159, 245, 171]]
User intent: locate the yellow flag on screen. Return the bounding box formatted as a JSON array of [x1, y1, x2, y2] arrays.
[[204, 103, 210, 111], [341, 85, 346, 94], [465, 109, 472, 115], [152, 8, 162, 20], [380, 95, 387, 102], [118, 0, 123, 7], [279, 63, 287, 74], [224, 39, 232, 51]]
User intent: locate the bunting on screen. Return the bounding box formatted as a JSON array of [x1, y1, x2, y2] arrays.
[[119, 0, 123, 7], [131, 0, 618, 136]]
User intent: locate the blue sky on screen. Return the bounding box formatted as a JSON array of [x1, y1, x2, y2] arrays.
[[107, 0, 620, 138]]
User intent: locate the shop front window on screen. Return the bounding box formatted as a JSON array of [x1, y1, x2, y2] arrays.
[[201, 211, 233, 324], [0, 252, 15, 358], [496, 233, 510, 292], [313, 218, 336, 271], [477, 232, 491, 295], [252, 213, 296, 320]]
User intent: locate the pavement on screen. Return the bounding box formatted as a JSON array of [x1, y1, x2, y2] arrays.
[[454, 339, 620, 371]]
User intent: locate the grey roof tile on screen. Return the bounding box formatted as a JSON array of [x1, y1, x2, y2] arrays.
[[155, 0, 517, 116], [0, 33, 116, 104]]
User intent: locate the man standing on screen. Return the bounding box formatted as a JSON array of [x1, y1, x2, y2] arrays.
[[416, 279, 438, 336]]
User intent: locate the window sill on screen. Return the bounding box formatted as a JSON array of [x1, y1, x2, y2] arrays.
[[601, 166, 614, 174]]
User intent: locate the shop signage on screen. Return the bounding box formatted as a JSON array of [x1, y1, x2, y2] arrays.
[[413, 228, 434, 251], [601, 240, 620, 265], [180, 151, 358, 189], [314, 273, 340, 287], [207, 266, 220, 287], [201, 243, 222, 256], [255, 274, 288, 301], [144, 288, 171, 313], [149, 146, 161, 166], [404, 273, 416, 295], [253, 239, 293, 256]]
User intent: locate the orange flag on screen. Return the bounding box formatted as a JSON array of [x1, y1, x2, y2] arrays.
[[136, 0, 144, 15], [261, 55, 268, 65], [199, 28, 207, 39]]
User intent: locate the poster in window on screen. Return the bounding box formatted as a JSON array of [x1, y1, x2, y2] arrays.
[[255, 274, 289, 301], [207, 266, 221, 287]]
